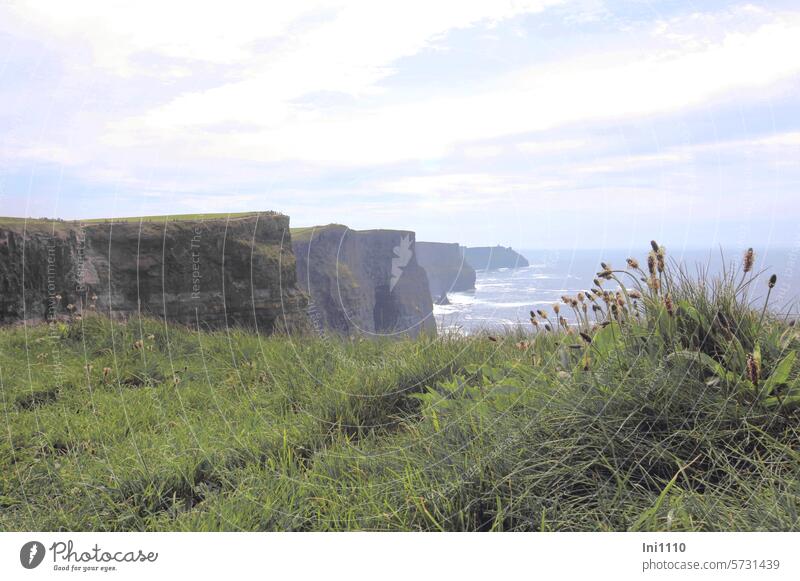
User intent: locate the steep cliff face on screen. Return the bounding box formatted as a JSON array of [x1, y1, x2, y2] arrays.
[[293, 225, 436, 337], [0, 213, 310, 333], [415, 242, 476, 297], [462, 246, 529, 270]]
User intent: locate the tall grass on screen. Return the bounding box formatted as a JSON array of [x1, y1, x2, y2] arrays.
[[0, 243, 797, 531]]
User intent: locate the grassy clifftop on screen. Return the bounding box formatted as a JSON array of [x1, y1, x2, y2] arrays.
[[0, 243, 798, 531]]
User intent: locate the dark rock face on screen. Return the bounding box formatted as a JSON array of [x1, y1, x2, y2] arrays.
[[293, 225, 436, 338], [462, 246, 529, 270], [415, 241, 476, 297], [0, 214, 310, 334]]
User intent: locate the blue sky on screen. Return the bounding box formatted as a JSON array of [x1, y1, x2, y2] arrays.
[[1, 0, 799, 249]]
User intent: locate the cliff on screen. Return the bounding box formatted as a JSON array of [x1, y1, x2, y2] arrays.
[[462, 245, 529, 270], [415, 242, 476, 297], [292, 225, 435, 338], [0, 213, 310, 333]]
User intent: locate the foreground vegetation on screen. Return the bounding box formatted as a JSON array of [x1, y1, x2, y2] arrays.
[[1, 243, 798, 531]]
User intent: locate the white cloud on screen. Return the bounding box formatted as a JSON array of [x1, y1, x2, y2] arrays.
[[380, 173, 516, 197], [755, 132, 800, 147], [574, 152, 692, 174], [95, 9, 800, 166], [3, 1, 329, 73], [517, 138, 588, 154]]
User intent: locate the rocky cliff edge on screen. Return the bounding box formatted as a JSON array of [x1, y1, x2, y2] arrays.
[[293, 225, 436, 338], [0, 213, 310, 334]]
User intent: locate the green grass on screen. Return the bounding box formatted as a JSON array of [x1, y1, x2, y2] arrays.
[[1, 243, 798, 531], [290, 223, 415, 242], [290, 224, 348, 240], [81, 212, 273, 223], [0, 212, 277, 227]]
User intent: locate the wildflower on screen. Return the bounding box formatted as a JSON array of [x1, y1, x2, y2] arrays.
[[647, 252, 656, 276], [579, 332, 592, 344], [537, 309, 548, 319], [650, 240, 660, 253], [593, 278, 602, 288], [84, 364, 94, 372], [656, 248, 665, 273], [664, 294, 674, 316], [545, 324, 552, 332], [768, 274, 777, 289], [628, 290, 641, 300], [133, 340, 144, 350], [559, 316, 568, 329], [173, 375, 181, 385], [577, 292, 585, 302], [553, 304, 561, 315], [488, 335, 498, 342], [571, 299, 578, 308], [626, 257, 640, 269], [147, 334, 155, 341], [66, 304, 75, 312], [102, 367, 112, 381], [743, 248, 755, 273], [91, 294, 98, 302], [516, 341, 530, 351], [746, 353, 759, 386]]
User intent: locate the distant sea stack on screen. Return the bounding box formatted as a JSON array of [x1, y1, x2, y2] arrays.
[[292, 225, 436, 338], [462, 246, 529, 270], [0, 213, 310, 333], [415, 242, 476, 297]]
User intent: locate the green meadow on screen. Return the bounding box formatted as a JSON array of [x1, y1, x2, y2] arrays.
[[1, 244, 798, 531]]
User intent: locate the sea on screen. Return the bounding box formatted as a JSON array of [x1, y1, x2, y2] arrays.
[[433, 247, 800, 334]]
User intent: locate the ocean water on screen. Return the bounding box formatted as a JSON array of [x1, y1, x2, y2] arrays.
[[433, 247, 800, 334]]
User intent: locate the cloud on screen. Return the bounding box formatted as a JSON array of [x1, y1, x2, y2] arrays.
[[2, 1, 330, 74], [369, 124, 800, 218], [1, 0, 799, 249], [95, 9, 800, 167], [574, 152, 692, 175]]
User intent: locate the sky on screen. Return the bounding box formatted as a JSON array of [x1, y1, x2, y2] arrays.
[[0, 0, 799, 249]]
